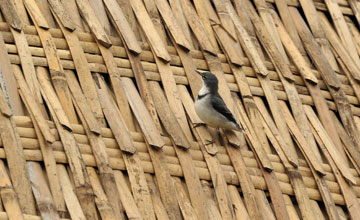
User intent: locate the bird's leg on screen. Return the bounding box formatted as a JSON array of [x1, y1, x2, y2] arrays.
[[205, 127, 220, 145], [216, 126, 221, 138]]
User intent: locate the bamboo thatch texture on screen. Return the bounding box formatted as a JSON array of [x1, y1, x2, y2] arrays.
[[0, 0, 360, 219]]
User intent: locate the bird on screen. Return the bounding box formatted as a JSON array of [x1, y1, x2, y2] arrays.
[[194, 70, 245, 139]]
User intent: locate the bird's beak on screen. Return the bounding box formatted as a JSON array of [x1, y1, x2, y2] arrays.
[[195, 70, 203, 77]]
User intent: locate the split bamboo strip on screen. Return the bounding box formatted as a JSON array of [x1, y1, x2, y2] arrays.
[[227, 4, 293, 219], [134, 80, 182, 220], [96, 40, 135, 130], [168, 0, 193, 48], [211, 0, 244, 66], [36, 0, 57, 29], [272, 9, 347, 182], [54, 12, 104, 126], [232, 95, 290, 220], [120, 77, 164, 149], [64, 70, 100, 134], [232, 0, 281, 158], [47, 0, 75, 31], [19, 70, 67, 217], [154, 0, 191, 51], [330, 112, 360, 171], [0, 212, 69, 220], [8, 0, 29, 26], [304, 106, 356, 184], [278, 102, 325, 175], [86, 167, 119, 220], [143, 0, 168, 45], [56, 165, 87, 220], [2, 40, 356, 101], [226, 75, 267, 220], [201, 181, 222, 220], [192, 130, 236, 219], [70, 74, 125, 220], [6, 11, 41, 103], [16, 137, 360, 190], [26, 162, 60, 220], [238, 0, 297, 160], [26, 5, 78, 124], [292, 8, 360, 162], [251, 198, 273, 220], [36, 67, 72, 131], [227, 185, 251, 220], [130, 0, 170, 62], [75, 0, 111, 47], [224, 140, 261, 220], [3, 33, 360, 102], [151, 83, 214, 220], [255, 98, 298, 168], [283, 195, 300, 220], [0, 0, 360, 219], [0, 21, 354, 83], [173, 177, 198, 220], [103, 0, 142, 54], [94, 74, 136, 154], [149, 82, 190, 150], [193, 0, 221, 54], [0, 144, 354, 203], [39, 68, 98, 219], [49, 109, 98, 219], [11, 116, 360, 180], [0, 34, 24, 116], [0, 108, 36, 215], [145, 174, 170, 220], [24, 103, 66, 215], [311, 125, 360, 220], [324, 0, 360, 67], [250, 2, 318, 167], [23, 0, 49, 29], [0, 160, 24, 220], [114, 78, 157, 220], [318, 12, 360, 108], [0, 0, 23, 31], [179, 0, 217, 56], [143, 5, 215, 219], [0, 90, 11, 117], [12, 67, 55, 143], [107, 0, 162, 131], [113, 171, 143, 220], [149, 45, 193, 143]]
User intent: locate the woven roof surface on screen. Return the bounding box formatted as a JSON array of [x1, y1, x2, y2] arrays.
[[0, 0, 360, 219]]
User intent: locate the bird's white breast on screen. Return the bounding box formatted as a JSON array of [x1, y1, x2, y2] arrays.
[[198, 85, 209, 96], [195, 95, 238, 130]]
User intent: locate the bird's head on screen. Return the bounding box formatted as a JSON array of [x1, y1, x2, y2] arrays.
[[196, 70, 218, 92]]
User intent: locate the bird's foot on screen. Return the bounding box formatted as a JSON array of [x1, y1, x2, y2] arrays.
[[193, 122, 206, 128]]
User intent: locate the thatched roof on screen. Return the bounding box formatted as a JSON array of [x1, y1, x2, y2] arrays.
[[0, 0, 359, 219]]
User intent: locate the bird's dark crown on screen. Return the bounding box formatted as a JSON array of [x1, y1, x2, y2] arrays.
[[196, 71, 219, 92]]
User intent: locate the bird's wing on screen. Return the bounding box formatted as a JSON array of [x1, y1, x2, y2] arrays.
[[210, 93, 238, 124]]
